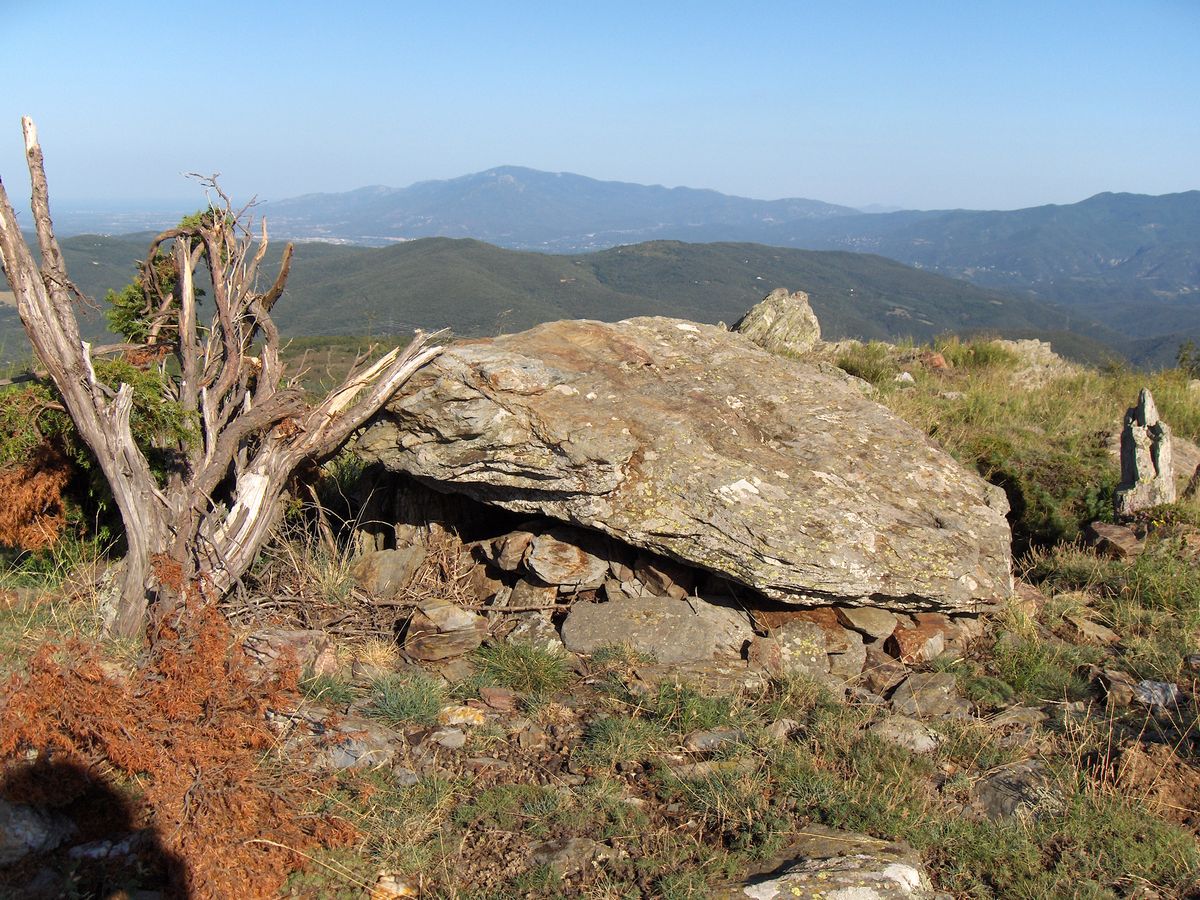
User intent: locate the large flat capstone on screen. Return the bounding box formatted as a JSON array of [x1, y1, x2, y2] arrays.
[[357, 318, 1012, 612]]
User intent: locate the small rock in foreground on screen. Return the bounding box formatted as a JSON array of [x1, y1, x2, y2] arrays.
[[0, 798, 76, 865], [869, 715, 942, 754], [715, 823, 938, 898], [890, 673, 970, 719]]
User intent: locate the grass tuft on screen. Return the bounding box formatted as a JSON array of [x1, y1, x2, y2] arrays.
[[366, 671, 447, 726], [470, 641, 571, 695]]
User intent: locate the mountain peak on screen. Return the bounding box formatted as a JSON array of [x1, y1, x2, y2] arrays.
[[264, 167, 858, 249]]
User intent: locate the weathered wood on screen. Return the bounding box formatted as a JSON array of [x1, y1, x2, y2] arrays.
[[0, 117, 443, 637]]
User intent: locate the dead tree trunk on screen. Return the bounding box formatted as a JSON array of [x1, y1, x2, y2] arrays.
[[0, 117, 443, 637]]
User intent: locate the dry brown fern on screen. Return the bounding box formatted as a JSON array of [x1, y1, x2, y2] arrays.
[[0, 602, 355, 898], [0, 445, 71, 550]]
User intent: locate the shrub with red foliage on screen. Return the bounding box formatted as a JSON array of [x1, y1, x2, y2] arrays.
[[0, 445, 71, 550], [0, 604, 355, 898]]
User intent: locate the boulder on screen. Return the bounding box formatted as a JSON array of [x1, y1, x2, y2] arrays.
[[733, 287, 821, 356], [243, 628, 337, 677], [503, 611, 566, 655], [1061, 611, 1120, 646], [890, 672, 969, 719], [994, 338, 1080, 390], [492, 528, 537, 571], [370, 872, 420, 900], [1114, 388, 1175, 518], [0, 798, 76, 865], [862, 645, 909, 695], [969, 760, 1063, 822], [683, 727, 746, 753], [869, 714, 942, 754], [318, 718, 398, 770], [772, 620, 832, 679], [1011, 581, 1048, 618], [1086, 521, 1143, 560], [887, 620, 947, 665], [529, 836, 616, 878], [560, 595, 752, 664], [359, 318, 1012, 613], [634, 552, 694, 600], [827, 628, 867, 680]]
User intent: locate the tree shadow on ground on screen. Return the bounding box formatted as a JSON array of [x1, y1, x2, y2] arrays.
[[0, 758, 187, 899]]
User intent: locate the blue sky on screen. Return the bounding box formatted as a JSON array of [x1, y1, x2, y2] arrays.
[[3, 0, 1198, 210]]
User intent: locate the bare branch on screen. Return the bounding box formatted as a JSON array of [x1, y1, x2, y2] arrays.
[[1, 121, 446, 633]]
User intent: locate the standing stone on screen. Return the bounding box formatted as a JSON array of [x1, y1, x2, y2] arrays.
[[1115, 388, 1175, 518], [733, 288, 822, 356]]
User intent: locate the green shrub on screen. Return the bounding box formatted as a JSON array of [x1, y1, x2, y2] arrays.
[[640, 682, 743, 736], [988, 630, 1098, 701], [581, 715, 669, 768], [926, 792, 1200, 898], [1024, 538, 1200, 681]]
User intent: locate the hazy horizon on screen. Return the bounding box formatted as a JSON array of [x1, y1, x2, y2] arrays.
[[35, 169, 1200, 221], [4, 1, 1198, 212]]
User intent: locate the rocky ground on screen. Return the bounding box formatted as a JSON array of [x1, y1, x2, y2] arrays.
[[3, 294, 1200, 898], [3, 502, 1199, 898]]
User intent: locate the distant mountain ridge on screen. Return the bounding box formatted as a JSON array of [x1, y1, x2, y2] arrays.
[[263, 166, 859, 249], [11, 169, 1197, 369], [261, 170, 1199, 350], [0, 232, 1122, 368]]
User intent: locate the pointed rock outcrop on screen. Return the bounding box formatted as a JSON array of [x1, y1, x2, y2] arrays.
[[1115, 388, 1175, 518], [733, 287, 821, 356]]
